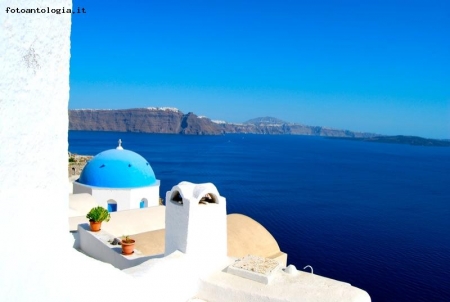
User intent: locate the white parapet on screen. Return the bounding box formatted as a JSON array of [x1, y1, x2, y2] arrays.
[[77, 223, 161, 270]]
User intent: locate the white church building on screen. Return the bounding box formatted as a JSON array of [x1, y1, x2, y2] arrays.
[[73, 139, 160, 211]]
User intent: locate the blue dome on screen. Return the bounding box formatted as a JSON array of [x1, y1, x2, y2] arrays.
[[78, 149, 157, 188]]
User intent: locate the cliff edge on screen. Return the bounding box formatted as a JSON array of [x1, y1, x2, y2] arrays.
[[69, 109, 376, 138]]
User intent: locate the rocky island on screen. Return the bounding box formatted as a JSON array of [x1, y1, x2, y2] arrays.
[[69, 108, 448, 146], [69, 108, 376, 138]]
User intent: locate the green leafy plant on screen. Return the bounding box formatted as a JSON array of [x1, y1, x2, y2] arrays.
[[86, 206, 111, 223]]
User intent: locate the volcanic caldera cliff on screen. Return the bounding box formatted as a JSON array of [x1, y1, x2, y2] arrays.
[[69, 108, 376, 138]]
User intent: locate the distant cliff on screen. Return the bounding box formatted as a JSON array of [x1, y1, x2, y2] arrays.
[[221, 117, 375, 138], [69, 108, 377, 138], [69, 108, 222, 135]]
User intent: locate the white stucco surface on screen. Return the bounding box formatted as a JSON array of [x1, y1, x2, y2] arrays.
[[0, 0, 70, 239], [165, 182, 228, 260], [78, 224, 161, 270], [124, 251, 233, 302], [198, 268, 371, 302], [73, 181, 160, 210], [129, 184, 160, 207], [0, 3, 138, 301]]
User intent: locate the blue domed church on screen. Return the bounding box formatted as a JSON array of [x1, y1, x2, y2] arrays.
[[73, 140, 160, 211]]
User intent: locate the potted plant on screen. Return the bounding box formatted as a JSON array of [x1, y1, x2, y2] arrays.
[[121, 235, 135, 255], [86, 206, 111, 232]]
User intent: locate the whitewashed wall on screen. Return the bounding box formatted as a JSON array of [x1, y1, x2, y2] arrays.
[[77, 224, 158, 270], [0, 2, 139, 301], [0, 0, 71, 241], [165, 182, 228, 261], [74, 181, 160, 210], [129, 182, 160, 207], [91, 187, 131, 209]]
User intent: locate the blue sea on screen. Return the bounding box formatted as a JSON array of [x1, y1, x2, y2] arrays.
[[69, 131, 450, 302]]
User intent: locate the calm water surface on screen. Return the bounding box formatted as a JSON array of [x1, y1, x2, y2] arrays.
[[69, 131, 450, 302]]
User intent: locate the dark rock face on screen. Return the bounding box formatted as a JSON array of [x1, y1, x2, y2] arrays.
[[69, 108, 185, 133], [218, 121, 375, 138], [69, 108, 223, 135], [69, 109, 377, 138], [179, 113, 222, 135]]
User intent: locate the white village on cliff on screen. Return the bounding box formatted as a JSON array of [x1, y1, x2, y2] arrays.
[[0, 2, 370, 301]]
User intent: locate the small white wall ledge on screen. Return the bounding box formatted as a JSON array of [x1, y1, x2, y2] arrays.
[[199, 264, 371, 302], [78, 223, 163, 270]]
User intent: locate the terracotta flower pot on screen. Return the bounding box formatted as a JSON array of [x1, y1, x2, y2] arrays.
[[121, 239, 135, 255], [89, 220, 102, 232]]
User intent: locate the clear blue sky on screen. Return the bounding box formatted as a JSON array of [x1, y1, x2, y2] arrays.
[[70, 0, 449, 139]]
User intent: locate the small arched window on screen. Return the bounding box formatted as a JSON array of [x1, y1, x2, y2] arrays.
[[140, 198, 148, 208], [171, 191, 183, 205], [198, 193, 218, 205], [107, 199, 117, 212]]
